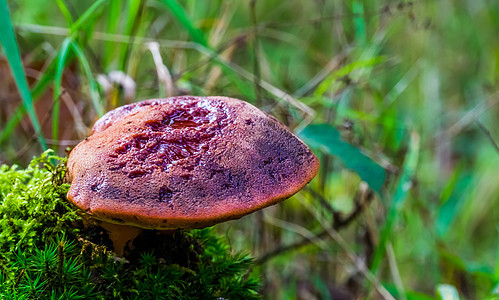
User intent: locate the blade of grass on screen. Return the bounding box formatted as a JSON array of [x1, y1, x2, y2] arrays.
[[218, 64, 256, 100], [104, 0, 121, 68], [370, 131, 420, 274], [117, 0, 142, 74], [122, 4, 151, 84], [124, 0, 142, 36], [159, 0, 209, 47], [377, 60, 422, 116], [0, 0, 47, 149], [384, 286, 434, 300], [387, 243, 406, 300], [352, 0, 367, 44], [55, 0, 74, 27], [71, 42, 104, 117], [52, 38, 73, 146], [70, 0, 108, 36], [294, 52, 347, 98], [495, 230, 499, 281], [435, 174, 471, 238], [314, 56, 386, 97]]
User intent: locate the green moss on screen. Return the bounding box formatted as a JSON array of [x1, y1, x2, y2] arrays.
[[0, 150, 260, 299]]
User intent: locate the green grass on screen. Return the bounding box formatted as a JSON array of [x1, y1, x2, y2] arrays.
[[159, 0, 208, 47], [52, 37, 72, 147], [0, 0, 46, 150], [0, 0, 498, 298]]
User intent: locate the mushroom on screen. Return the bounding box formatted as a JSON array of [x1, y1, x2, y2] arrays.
[[66, 96, 319, 256]]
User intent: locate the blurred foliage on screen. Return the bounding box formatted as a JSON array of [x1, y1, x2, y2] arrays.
[[0, 0, 498, 299]]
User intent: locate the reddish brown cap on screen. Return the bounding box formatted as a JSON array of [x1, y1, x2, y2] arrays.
[[67, 96, 319, 229]]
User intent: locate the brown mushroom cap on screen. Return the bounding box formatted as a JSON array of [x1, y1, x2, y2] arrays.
[[67, 96, 319, 230]]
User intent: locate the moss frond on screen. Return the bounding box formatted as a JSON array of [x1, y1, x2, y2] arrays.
[[0, 150, 260, 299]]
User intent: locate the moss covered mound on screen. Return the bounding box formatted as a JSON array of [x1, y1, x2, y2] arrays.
[[0, 151, 260, 299]]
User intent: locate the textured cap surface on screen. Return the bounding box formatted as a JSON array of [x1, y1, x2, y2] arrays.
[[67, 96, 319, 229]]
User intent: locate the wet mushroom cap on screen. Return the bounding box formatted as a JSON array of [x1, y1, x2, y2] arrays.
[[67, 96, 319, 229]]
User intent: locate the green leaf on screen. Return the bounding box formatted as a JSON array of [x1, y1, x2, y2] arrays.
[[298, 124, 386, 194], [435, 174, 472, 237], [159, 0, 209, 47], [0, 0, 47, 149]]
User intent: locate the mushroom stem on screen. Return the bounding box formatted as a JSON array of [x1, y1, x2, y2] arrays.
[[98, 222, 144, 256]]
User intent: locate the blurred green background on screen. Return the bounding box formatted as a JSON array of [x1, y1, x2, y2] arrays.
[[0, 0, 498, 298]]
